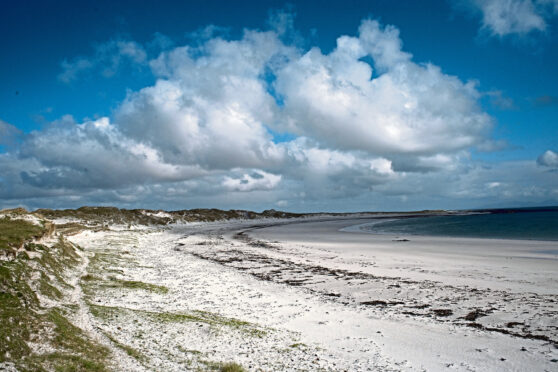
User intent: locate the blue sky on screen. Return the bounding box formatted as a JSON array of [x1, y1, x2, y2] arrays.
[[1, 0, 557, 211]]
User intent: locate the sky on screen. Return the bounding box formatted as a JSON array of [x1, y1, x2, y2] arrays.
[[0, 0, 557, 212]]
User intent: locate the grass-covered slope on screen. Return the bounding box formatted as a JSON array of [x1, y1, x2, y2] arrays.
[[32, 205, 454, 229], [0, 209, 262, 371], [0, 217, 46, 253], [0, 215, 110, 371], [34, 206, 303, 226]]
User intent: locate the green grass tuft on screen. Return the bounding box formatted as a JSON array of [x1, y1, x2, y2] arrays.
[[199, 360, 247, 372], [102, 331, 146, 362], [219, 362, 246, 372], [0, 216, 45, 252], [101, 278, 169, 294], [88, 304, 267, 338]]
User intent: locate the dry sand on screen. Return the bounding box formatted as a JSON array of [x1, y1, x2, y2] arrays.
[[67, 216, 558, 371]]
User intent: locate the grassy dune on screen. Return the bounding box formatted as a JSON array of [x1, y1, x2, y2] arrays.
[[0, 209, 253, 371], [0, 218, 110, 371]]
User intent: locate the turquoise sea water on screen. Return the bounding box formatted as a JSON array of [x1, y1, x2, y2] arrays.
[[358, 207, 558, 241]]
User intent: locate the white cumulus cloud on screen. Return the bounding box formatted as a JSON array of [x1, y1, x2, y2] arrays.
[[0, 119, 22, 146], [537, 150, 558, 167], [275, 20, 492, 159], [222, 170, 282, 192], [58, 39, 147, 83], [462, 0, 558, 37], [2, 14, 555, 210]]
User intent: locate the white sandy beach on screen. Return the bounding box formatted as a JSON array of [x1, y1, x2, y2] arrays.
[[62, 216, 558, 371]]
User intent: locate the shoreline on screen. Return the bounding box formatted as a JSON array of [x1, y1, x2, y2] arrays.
[[5, 211, 556, 371], [249, 217, 558, 259], [181, 217, 557, 369], [339, 215, 558, 243], [247, 218, 558, 293]]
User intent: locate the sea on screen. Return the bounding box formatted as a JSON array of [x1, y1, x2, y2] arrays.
[[354, 207, 558, 241]]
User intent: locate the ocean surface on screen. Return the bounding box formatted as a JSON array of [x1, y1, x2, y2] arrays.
[[353, 207, 558, 241]]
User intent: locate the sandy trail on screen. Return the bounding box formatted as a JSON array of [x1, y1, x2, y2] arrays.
[[68, 217, 558, 371]]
